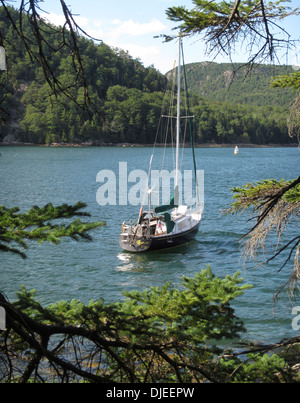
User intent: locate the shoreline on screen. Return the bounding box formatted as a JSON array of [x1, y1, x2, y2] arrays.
[[0, 142, 298, 148]]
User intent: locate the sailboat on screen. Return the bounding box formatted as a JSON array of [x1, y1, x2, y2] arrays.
[[119, 37, 202, 253], [234, 146, 239, 155]]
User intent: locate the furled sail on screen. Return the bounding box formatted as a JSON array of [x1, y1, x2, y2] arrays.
[[154, 186, 179, 214]]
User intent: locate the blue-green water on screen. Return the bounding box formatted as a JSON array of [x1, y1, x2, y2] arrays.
[[0, 145, 299, 344]]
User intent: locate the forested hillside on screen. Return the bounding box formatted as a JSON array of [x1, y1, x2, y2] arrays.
[[0, 6, 167, 145], [181, 62, 296, 107], [0, 6, 297, 145]]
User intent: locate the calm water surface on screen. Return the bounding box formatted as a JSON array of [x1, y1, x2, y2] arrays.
[[0, 145, 299, 344]]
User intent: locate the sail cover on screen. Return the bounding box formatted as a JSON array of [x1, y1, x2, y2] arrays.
[[154, 186, 179, 214]]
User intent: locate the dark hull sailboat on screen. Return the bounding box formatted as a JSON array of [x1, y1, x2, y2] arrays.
[[119, 209, 201, 253], [119, 37, 202, 253]]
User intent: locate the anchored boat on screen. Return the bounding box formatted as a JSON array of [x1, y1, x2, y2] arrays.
[[119, 37, 202, 253]]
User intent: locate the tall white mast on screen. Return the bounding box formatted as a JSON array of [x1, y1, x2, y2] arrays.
[[175, 36, 181, 188]]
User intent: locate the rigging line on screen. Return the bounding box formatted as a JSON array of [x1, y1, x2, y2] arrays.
[[161, 60, 177, 173], [163, 73, 176, 173], [181, 41, 200, 207], [153, 57, 177, 171], [170, 61, 177, 173], [180, 62, 191, 174], [180, 117, 187, 174]]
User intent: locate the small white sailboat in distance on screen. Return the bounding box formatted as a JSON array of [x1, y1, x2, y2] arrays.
[[234, 146, 239, 155]]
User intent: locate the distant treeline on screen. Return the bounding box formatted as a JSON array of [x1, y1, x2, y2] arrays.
[[0, 6, 296, 145]]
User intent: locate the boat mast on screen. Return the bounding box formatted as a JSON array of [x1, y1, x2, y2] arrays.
[[175, 36, 181, 188]]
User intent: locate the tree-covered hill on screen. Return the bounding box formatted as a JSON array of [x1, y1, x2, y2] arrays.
[[0, 6, 167, 145], [179, 62, 296, 108], [0, 6, 297, 146]]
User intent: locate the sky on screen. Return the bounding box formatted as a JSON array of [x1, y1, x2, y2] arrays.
[[39, 0, 300, 73]]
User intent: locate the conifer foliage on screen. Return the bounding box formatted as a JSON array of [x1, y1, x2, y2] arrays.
[[228, 177, 300, 296], [1, 267, 299, 383], [0, 267, 250, 383], [0, 201, 105, 258]]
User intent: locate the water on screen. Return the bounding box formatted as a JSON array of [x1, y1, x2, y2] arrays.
[[0, 145, 299, 344]]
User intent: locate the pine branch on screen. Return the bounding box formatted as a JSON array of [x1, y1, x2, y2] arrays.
[[0, 202, 105, 258], [166, 0, 300, 66], [227, 178, 300, 296]]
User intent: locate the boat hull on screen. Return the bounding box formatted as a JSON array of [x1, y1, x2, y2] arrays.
[[119, 221, 200, 253]]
